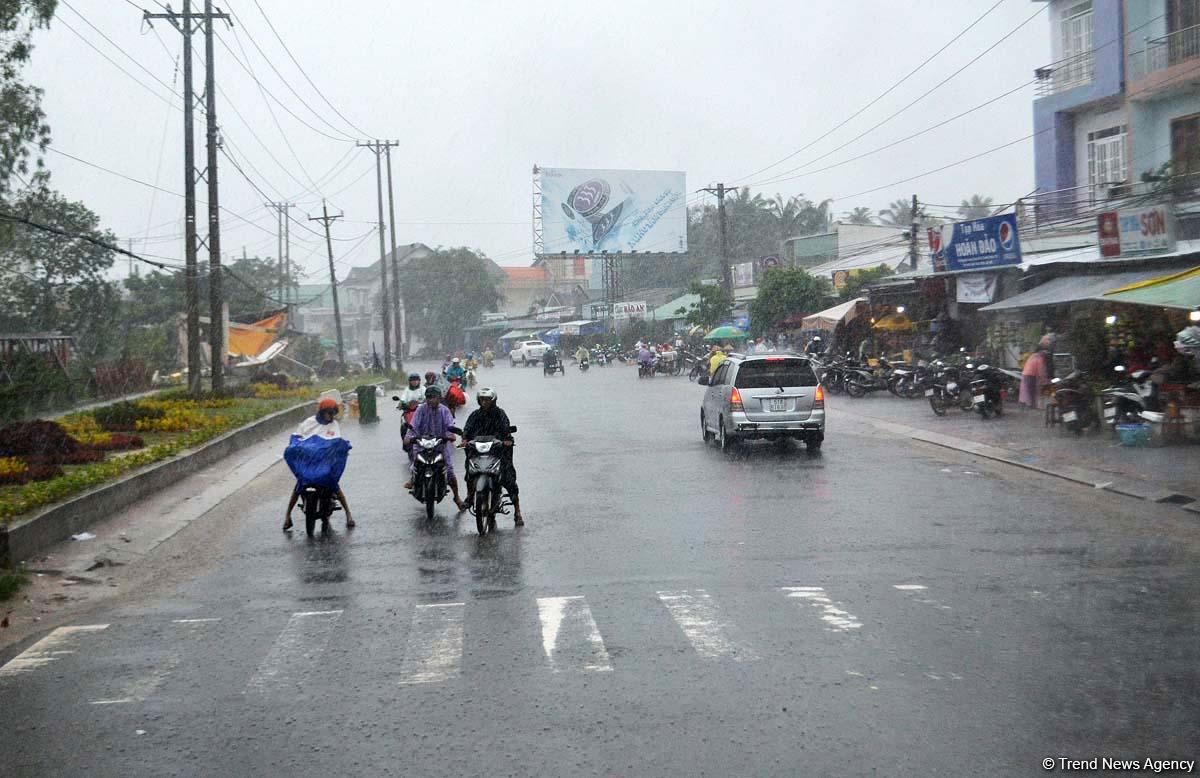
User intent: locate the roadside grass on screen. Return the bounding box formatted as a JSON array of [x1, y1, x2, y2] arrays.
[[0, 569, 29, 601]]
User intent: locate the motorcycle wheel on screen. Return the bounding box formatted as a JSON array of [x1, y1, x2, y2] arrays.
[[978, 402, 994, 420], [303, 495, 318, 537], [993, 398, 1003, 417], [475, 491, 489, 536], [929, 394, 947, 416], [425, 494, 436, 521], [845, 381, 866, 398]]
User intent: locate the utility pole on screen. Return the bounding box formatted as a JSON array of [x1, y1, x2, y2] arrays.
[[384, 144, 404, 367], [203, 0, 228, 392], [309, 200, 345, 368], [265, 202, 294, 321], [908, 193, 920, 272], [143, 0, 230, 397], [357, 140, 399, 371], [701, 183, 733, 295]]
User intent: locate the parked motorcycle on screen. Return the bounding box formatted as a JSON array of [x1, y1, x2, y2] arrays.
[[844, 360, 888, 398], [1100, 365, 1160, 429], [411, 427, 461, 520], [465, 425, 517, 536], [1051, 370, 1097, 434], [926, 360, 972, 416], [969, 363, 1006, 419]]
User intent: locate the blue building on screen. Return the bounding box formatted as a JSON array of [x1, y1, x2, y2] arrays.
[[1032, 0, 1200, 216]]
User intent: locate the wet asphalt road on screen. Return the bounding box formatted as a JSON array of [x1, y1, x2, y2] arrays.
[[2, 360, 1199, 777]]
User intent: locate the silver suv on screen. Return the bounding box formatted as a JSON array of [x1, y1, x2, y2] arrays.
[[698, 353, 826, 452]]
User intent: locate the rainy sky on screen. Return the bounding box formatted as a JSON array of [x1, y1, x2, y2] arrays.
[[28, 0, 1046, 278]]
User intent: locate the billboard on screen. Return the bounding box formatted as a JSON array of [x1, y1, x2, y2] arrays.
[[539, 167, 686, 254], [1098, 205, 1175, 258], [930, 214, 1022, 272]]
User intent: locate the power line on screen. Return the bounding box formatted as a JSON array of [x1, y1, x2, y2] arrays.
[[0, 210, 182, 271], [731, 0, 1008, 185]]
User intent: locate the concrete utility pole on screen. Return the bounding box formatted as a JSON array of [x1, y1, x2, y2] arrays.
[[309, 201, 346, 368], [357, 140, 399, 371], [384, 144, 404, 367], [203, 0, 227, 392], [908, 193, 920, 273], [701, 183, 733, 295], [265, 202, 294, 322], [143, 0, 230, 396]]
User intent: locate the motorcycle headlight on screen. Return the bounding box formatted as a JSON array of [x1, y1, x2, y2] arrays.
[[432, 454, 444, 464], [474, 441, 494, 454]]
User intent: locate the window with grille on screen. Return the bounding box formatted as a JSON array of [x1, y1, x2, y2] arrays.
[[1086, 125, 1127, 203], [1060, 1, 1095, 86]]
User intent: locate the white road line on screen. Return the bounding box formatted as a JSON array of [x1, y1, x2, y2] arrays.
[[245, 610, 343, 694], [0, 625, 109, 679], [88, 618, 218, 705], [398, 603, 465, 685], [892, 584, 928, 591], [536, 596, 612, 672], [894, 583, 952, 611], [657, 590, 757, 661], [782, 587, 863, 632]]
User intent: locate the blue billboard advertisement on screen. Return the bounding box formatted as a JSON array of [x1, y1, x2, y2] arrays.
[[929, 214, 1022, 272], [539, 167, 687, 254]]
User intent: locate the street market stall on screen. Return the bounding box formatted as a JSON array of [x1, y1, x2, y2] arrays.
[[801, 298, 866, 332]]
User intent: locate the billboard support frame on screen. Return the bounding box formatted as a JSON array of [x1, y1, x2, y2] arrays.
[[532, 165, 544, 257]]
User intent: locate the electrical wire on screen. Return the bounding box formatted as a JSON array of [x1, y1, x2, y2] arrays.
[[0, 210, 183, 271]]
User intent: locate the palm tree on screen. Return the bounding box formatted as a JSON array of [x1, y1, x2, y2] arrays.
[[957, 194, 995, 220], [844, 206, 874, 225], [877, 198, 914, 227]]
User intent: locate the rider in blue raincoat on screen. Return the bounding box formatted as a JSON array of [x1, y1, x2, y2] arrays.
[[283, 397, 354, 530]]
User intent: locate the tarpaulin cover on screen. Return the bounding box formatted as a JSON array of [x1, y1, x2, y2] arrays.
[[284, 417, 351, 489], [801, 298, 865, 331], [1103, 265, 1200, 309], [228, 312, 286, 358]]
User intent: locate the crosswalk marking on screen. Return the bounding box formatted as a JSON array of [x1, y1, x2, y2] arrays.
[[89, 618, 218, 705], [398, 603, 465, 684], [894, 584, 952, 611], [245, 610, 343, 694], [536, 596, 612, 672], [782, 587, 863, 632], [0, 624, 109, 679], [657, 590, 757, 661]]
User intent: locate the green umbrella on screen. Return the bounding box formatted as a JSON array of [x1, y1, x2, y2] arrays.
[[704, 325, 748, 341]]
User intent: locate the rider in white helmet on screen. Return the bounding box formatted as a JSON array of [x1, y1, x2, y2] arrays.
[[461, 387, 523, 525]]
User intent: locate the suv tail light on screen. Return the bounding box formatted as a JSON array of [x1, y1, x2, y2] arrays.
[[730, 387, 744, 412], [814, 384, 825, 409]]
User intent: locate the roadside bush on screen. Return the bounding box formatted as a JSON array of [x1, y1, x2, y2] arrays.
[[0, 420, 93, 463], [93, 401, 163, 431]]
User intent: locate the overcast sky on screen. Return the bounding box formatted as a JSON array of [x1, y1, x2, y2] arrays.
[[28, 0, 1048, 280]]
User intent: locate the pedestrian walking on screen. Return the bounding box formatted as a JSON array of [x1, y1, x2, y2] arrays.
[[1020, 339, 1051, 409]]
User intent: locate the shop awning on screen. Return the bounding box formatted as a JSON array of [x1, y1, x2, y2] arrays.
[[651, 293, 700, 321], [498, 329, 540, 341], [1102, 266, 1200, 309], [979, 268, 1171, 312], [801, 297, 865, 332]]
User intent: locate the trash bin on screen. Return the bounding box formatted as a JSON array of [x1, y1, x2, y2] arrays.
[[356, 384, 379, 424]]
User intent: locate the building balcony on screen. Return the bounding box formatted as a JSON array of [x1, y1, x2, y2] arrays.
[[1034, 50, 1095, 97], [1129, 24, 1200, 92]]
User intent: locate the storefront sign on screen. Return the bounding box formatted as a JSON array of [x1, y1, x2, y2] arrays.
[[930, 214, 1022, 272], [956, 273, 997, 304], [1097, 205, 1175, 258], [612, 301, 647, 320]]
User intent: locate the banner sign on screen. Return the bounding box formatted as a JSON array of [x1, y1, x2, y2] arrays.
[[539, 167, 687, 253], [733, 262, 756, 288], [930, 214, 1022, 272], [1097, 205, 1175, 258], [612, 301, 647, 320], [956, 273, 997, 304]]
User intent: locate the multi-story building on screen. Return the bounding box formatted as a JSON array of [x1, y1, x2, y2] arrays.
[[1032, 0, 1200, 217]]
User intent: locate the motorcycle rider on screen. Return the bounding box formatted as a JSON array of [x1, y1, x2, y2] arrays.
[[708, 344, 728, 376], [446, 357, 467, 384], [482, 348, 495, 368], [403, 386, 465, 511], [284, 398, 354, 531], [461, 387, 523, 526], [574, 344, 590, 363], [397, 373, 425, 443], [805, 335, 826, 356], [424, 370, 448, 394]]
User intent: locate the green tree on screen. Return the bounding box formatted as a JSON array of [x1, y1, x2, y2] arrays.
[[401, 247, 502, 352], [845, 206, 875, 225], [676, 282, 733, 330], [957, 194, 994, 220], [838, 264, 895, 300], [0, 187, 120, 362], [877, 198, 914, 227], [747, 267, 832, 336], [0, 1, 56, 201]]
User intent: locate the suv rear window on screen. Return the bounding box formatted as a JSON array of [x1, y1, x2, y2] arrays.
[[734, 358, 818, 389], [525, 341, 544, 347]]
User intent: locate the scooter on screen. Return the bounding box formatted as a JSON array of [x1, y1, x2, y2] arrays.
[[1051, 370, 1097, 434], [579, 356, 590, 372], [968, 363, 1006, 419], [298, 485, 340, 537], [411, 428, 461, 520], [465, 425, 517, 536], [1100, 365, 1160, 429], [638, 357, 657, 378]]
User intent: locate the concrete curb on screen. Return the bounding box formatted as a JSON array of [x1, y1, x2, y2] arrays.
[[840, 412, 1199, 511], [0, 402, 315, 567]]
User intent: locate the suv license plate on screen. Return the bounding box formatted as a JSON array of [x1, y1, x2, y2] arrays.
[[769, 398, 788, 412], [1062, 411, 1078, 423], [924, 389, 935, 397], [973, 394, 986, 404]]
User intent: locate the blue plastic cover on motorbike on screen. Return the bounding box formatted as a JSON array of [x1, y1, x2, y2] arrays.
[[284, 428, 351, 490]]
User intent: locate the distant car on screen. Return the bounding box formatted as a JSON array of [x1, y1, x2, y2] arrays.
[[510, 340, 550, 366], [698, 353, 825, 452]]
